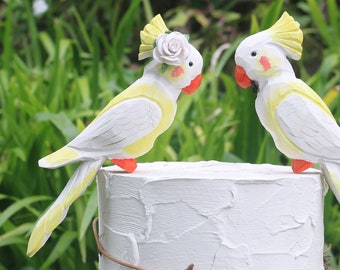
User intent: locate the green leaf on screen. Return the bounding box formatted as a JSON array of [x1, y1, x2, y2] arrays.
[[0, 236, 27, 248], [79, 188, 97, 240], [326, 0, 339, 42], [39, 231, 77, 270], [0, 223, 33, 241], [112, 0, 142, 57], [306, 0, 332, 46], [71, 7, 93, 54], [35, 112, 78, 142], [260, 0, 284, 29], [39, 32, 55, 62], [161, 63, 168, 73], [142, 0, 154, 22], [250, 14, 260, 34], [0, 196, 50, 228]]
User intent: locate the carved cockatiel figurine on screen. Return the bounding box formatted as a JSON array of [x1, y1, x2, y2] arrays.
[[234, 12, 340, 202], [27, 14, 203, 256]]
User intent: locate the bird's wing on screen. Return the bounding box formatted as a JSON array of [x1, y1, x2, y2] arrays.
[[68, 97, 162, 158], [276, 93, 340, 161]]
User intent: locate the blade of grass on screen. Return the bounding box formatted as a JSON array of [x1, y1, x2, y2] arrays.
[[39, 231, 77, 270], [23, 0, 42, 67], [79, 188, 97, 240], [90, 28, 100, 106], [2, 0, 14, 75], [113, 0, 142, 58], [0, 223, 32, 241], [260, 0, 284, 29], [0, 195, 51, 228], [71, 7, 93, 54], [306, 0, 332, 46], [326, 0, 339, 43], [142, 0, 154, 21]]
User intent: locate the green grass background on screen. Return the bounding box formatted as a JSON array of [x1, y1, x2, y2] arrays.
[[0, 0, 340, 269]]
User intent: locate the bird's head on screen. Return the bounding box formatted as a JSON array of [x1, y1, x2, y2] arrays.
[[151, 42, 203, 94], [138, 14, 203, 95], [234, 12, 303, 91]]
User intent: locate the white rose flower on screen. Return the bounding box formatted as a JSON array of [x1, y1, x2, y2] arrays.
[[153, 31, 190, 66]]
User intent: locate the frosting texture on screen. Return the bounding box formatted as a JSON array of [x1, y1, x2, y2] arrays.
[[97, 161, 325, 270]]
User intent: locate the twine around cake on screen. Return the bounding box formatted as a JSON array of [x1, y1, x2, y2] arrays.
[[92, 217, 195, 270]]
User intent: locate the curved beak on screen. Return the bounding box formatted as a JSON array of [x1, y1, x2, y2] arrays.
[[182, 74, 202, 95], [235, 65, 252, 88]]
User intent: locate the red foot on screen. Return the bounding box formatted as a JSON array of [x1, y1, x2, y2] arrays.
[[292, 159, 314, 174], [111, 158, 137, 173]]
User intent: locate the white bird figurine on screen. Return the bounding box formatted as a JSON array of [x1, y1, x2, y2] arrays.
[[234, 12, 340, 202], [27, 14, 203, 256]]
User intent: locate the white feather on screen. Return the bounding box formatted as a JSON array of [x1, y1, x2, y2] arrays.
[[276, 93, 340, 162], [67, 97, 162, 158]]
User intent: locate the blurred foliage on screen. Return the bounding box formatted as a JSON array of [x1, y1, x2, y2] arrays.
[[0, 0, 339, 269]]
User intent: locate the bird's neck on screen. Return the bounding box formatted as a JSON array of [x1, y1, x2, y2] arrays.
[[258, 61, 297, 90], [142, 72, 182, 101]]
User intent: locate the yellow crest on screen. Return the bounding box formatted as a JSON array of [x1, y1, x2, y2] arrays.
[[268, 12, 303, 60], [138, 14, 169, 61]]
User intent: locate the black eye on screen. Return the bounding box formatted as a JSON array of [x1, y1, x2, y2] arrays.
[[251, 51, 257, 57], [188, 61, 193, 67]]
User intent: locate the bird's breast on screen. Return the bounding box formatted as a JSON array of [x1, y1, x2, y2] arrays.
[[123, 99, 177, 157], [255, 85, 307, 159]]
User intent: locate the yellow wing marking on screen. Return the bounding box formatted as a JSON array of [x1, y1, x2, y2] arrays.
[[123, 86, 175, 156], [123, 95, 175, 156], [266, 80, 335, 157], [270, 80, 334, 120], [39, 147, 79, 168], [91, 82, 176, 157]]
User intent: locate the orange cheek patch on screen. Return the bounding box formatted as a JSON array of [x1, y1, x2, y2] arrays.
[[171, 66, 185, 78], [260, 56, 271, 71]]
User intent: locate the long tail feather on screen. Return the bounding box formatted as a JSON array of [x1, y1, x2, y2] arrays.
[[38, 146, 81, 169], [320, 162, 340, 203], [27, 159, 104, 257]]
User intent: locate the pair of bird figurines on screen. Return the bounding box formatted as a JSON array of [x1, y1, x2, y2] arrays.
[[27, 12, 340, 257]]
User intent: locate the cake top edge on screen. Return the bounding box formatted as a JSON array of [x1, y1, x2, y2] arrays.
[[98, 161, 321, 181]]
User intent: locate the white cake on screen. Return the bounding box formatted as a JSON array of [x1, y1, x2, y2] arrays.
[[96, 161, 325, 270]]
